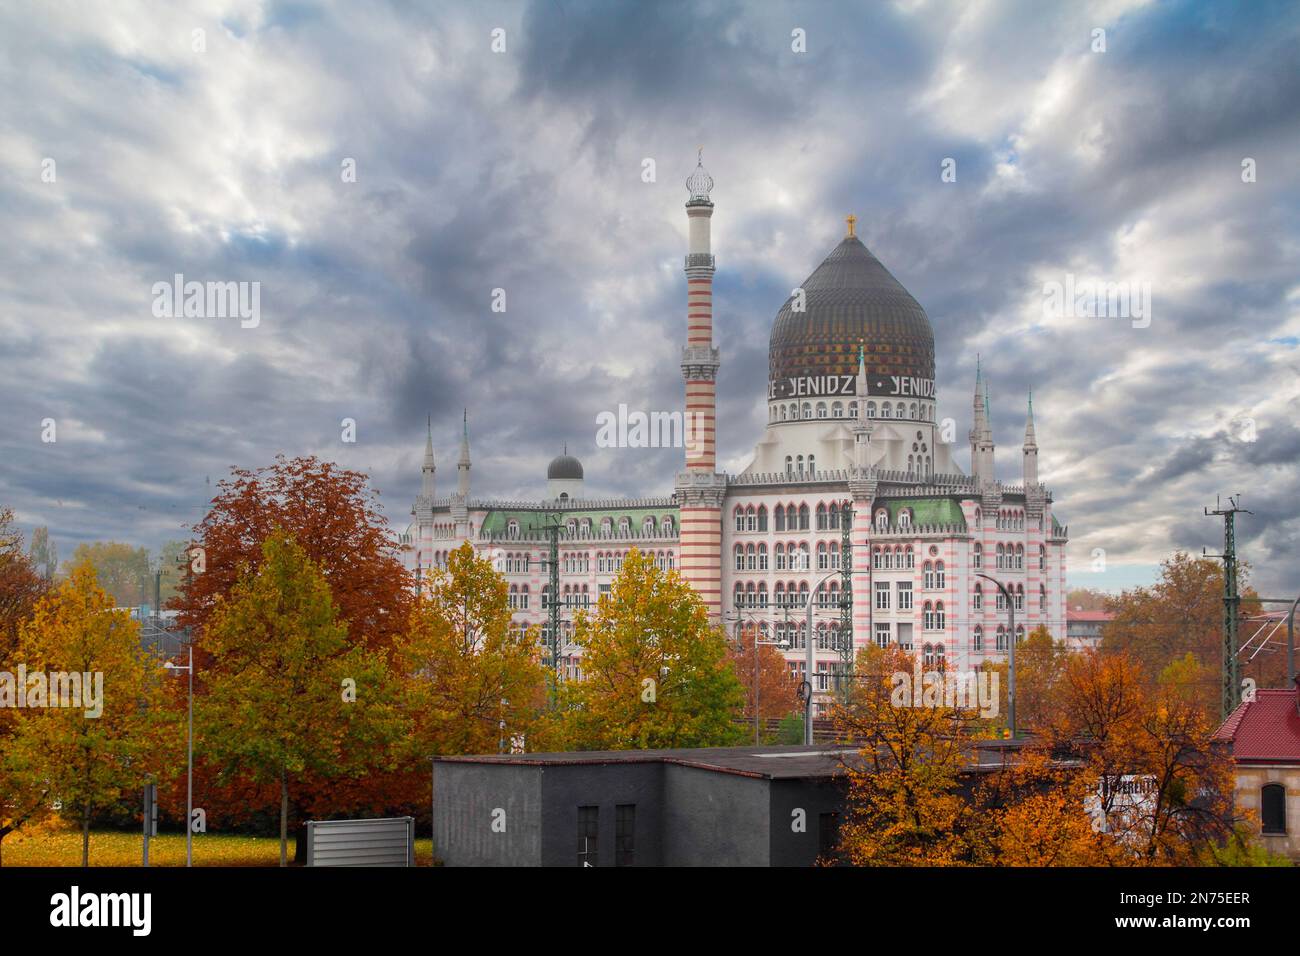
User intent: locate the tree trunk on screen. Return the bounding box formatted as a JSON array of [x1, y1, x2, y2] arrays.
[[81, 802, 91, 867], [279, 769, 288, 867]]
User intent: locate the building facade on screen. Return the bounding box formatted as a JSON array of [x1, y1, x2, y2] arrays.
[[402, 155, 1070, 714]]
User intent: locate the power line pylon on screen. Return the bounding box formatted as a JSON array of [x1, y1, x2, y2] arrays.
[[1204, 494, 1252, 720]]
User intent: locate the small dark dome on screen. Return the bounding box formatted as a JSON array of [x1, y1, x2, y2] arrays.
[[547, 454, 584, 480]]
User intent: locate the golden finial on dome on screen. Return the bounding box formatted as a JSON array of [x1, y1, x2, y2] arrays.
[[846, 214, 857, 238]]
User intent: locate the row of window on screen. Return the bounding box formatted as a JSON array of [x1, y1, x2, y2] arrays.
[[732, 581, 845, 609], [769, 400, 935, 423], [733, 501, 857, 533], [733, 542, 845, 572], [503, 515, 676, 538]]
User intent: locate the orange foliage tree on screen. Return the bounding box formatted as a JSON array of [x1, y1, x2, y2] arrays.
[[727, 622, 800, 741]]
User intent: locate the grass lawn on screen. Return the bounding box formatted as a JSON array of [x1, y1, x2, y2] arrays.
[[2, 827, 437, 867]]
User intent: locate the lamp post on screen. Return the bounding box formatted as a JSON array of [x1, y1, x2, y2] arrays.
[[163, 642, 193, 867], [976, 572, 1015, 738], [805, 570, 842, 745]]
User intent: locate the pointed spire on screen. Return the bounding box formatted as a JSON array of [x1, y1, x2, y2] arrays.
[[457, 410, 471, 496], [1024, 391, 1038, 446], [419, 415, 437, 503]]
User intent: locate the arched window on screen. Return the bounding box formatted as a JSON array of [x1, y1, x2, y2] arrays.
[[973, 543, 982, 569], [867, 401, 877, 418], [923, 643, 935, 667], [1039, 544, 1046, 570], [785, 455, 794, 476], [775, 504, 786, 532], [923, 602, 935, 630], [816, 402, 827, 419], [896, 402, 906, 418], [875, 509, 889, 532], [780, 405, 788, 421], [935, 561, 945, 589], [758, 544, 769, 571], [746, 505, 757, 531], [909, 402, 918, 419], [973, 625, 983, 651], [923, 562, 935, 590], [775, 543, 787, 570], [935, 602, 946, 630], [644, 516, 656, 535], [807, 454, 816, 474], [816, 503, 827, 530], [996, 625, 1007, 651], [898, 508, 912, 529], [1262, 783, 1287, 835], [734, 506, 746, 532], [905, 546, 915, 569], [974, 584, 983, 611], [757, 506, 768, 531], [801, 402, 812, 419], [831, 401, 843, 418], [798, 504, 810, 530], [881, 403, 892, 418]]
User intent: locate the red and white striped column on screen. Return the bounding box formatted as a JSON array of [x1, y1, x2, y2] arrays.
[[676, 155, 726, 624]]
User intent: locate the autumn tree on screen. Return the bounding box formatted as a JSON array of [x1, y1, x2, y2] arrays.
[[1013, 625, 1070, 735], [553, 548, 745, 750], [198, 532, 402, 866], [727, 622, 800, 742], [1050, 648, 1237, 865], [1103, 551, 1260, 717], [969, 747, 1107, 866], [829, 645, 979, 866], [61, 541, 151, 607], [9, 562, 167, 866], [0, 510, 50, 864], [395, 542, 546, 758], [176, 455, 412, 651]]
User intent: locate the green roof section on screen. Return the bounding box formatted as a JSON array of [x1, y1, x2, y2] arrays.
[[480, 504, 678, 537], [880, 497, 967, 528]]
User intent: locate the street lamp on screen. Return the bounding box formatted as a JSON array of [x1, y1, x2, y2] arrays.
[[163, 642, 193, 867], [976, 572, 1015, 738], [805, 569, 842, 745], [726, 611, 788, 745]]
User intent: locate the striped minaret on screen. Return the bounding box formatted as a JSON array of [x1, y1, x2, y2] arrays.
[[676, 151, 727, 623]]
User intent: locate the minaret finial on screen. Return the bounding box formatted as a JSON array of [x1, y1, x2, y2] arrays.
[[846, 214, 857, 238], [686, 149, 714, 203]]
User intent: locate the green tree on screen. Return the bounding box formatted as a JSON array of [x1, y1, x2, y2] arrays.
[[395, 542, 546, 757], [10, 562, 167, 865], [27, 527, 57, 582], [553, 548, 745, 750], [198, 532, 401, 866], [61, 541, 151, 607]]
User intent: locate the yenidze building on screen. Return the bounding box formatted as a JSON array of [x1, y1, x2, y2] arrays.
[[403, 155, 1069, 717]]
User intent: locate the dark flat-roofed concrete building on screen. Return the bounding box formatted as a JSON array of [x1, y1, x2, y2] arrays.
[[432, 745, 856, 867]]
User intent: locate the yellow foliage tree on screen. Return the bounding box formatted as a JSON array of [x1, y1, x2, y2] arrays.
[[552, 548, 745, 750], [395, 542, 547, 757], [10, 561, 167, 866]]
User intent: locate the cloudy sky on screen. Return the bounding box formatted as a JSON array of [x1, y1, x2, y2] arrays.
[[1, 0, 1297, 595]]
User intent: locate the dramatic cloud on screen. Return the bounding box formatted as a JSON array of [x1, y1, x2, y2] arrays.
[[1, 0, 1297, 595]]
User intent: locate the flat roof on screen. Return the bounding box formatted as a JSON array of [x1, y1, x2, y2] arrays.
[[434, 740, 1035, 780]]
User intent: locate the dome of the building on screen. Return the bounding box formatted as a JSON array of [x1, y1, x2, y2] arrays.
[[547, 453, 584, 481], [769, 230, 935, 400]]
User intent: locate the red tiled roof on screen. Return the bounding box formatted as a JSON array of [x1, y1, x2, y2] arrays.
[[1067, 610, 1114, 623], [1213, 688, 1300, 763]]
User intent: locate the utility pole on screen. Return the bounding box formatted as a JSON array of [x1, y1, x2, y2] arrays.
[[1205, 495, 1251, 719], [542, 512, 563, 701], [837, 502, 854, 701]]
